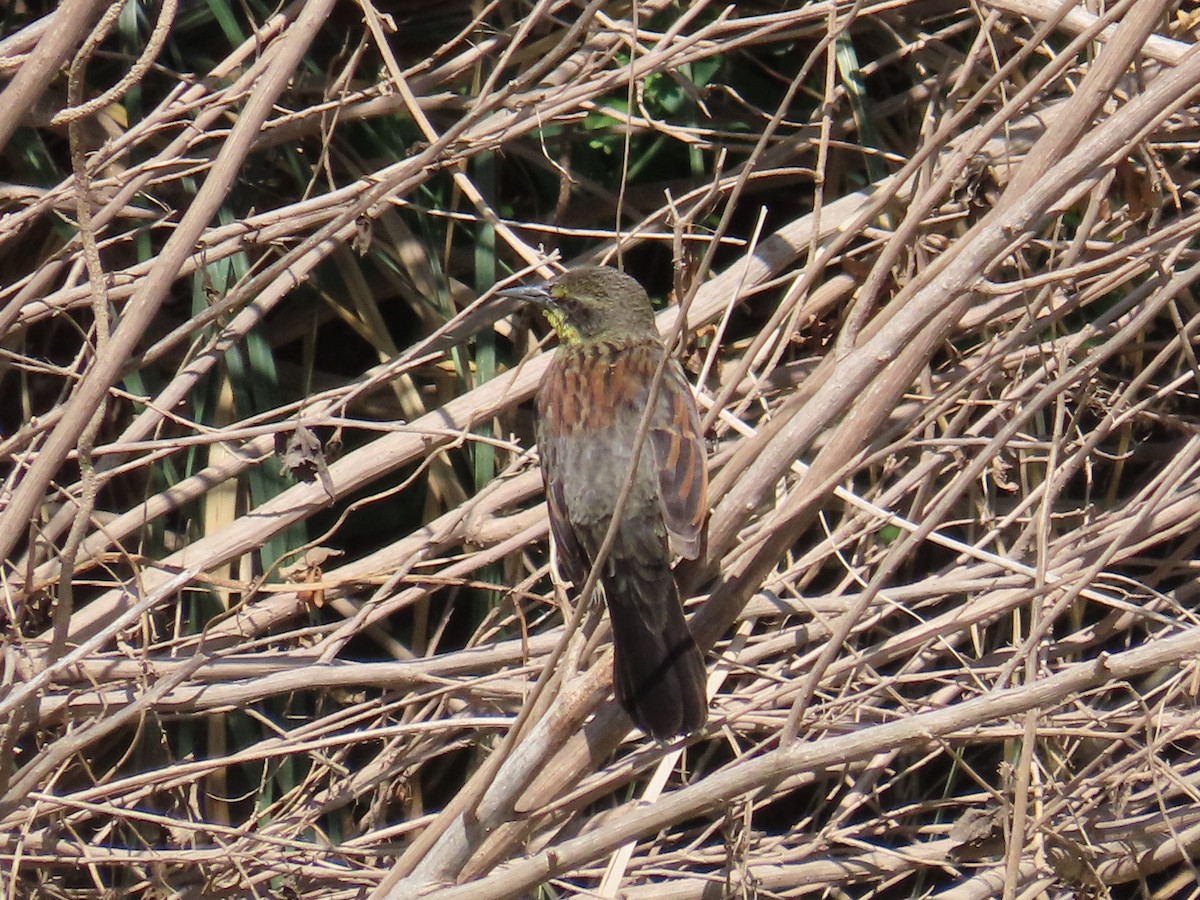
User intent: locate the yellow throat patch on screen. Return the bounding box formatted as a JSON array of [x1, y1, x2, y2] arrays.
[[542, 306, 581, 344]]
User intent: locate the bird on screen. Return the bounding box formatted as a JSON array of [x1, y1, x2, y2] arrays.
[[501, 266, 709, 739]]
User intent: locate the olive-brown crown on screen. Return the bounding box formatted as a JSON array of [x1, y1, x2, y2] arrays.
[[543, 266, 659, 344]]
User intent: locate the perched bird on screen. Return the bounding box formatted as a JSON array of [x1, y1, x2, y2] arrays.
[[502, 266, 709, 738]]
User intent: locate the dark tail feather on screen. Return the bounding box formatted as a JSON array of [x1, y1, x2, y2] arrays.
[[605, 576, 708, 739]]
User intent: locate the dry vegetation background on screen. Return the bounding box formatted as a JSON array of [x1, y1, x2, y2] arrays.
[[1, 0, 1200, 897]]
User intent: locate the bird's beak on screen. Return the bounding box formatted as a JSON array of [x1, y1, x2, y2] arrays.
[[496, 282, 553, 306], [489, 282, 553, 323]]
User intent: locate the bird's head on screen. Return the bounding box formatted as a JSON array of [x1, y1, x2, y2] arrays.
[[501, 266, 658, 344]]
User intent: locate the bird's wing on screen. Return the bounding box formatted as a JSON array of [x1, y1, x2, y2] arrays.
[[649, 361, 708, 559], [537, 417, 590, 588]]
